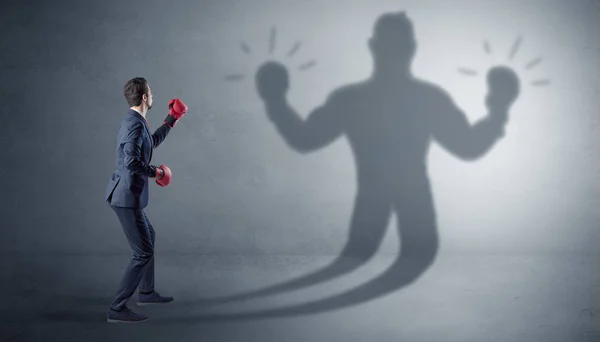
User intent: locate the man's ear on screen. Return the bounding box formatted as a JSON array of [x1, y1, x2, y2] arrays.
[[368, 37, 375, 53]]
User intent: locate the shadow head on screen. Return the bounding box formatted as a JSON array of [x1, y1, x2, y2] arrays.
[[368, 12, 416, 72]]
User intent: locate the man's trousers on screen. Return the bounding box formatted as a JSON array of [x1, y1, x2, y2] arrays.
[[109, 205, 155, 311]]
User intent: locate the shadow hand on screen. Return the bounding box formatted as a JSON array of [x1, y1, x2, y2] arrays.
[[255, 61, 289, 104], [485, 66, 520, 116]]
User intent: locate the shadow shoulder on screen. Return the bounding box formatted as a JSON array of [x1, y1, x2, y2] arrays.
[[326, 80, 370, 101], [411, 78, 453, 100]]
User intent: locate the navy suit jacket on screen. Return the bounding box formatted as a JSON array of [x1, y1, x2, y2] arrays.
[[105, 109, 171, 208]]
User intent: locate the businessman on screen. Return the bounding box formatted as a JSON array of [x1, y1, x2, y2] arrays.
[[104, 77, 187, 323]]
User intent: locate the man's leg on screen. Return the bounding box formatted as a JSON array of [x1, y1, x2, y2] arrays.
[[135, 210, 174, 305], [107, 206, 154, 321], [138, 211, 155, 293]]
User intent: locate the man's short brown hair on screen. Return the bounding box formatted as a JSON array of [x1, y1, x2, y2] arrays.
[[123, 77, 149, 107]]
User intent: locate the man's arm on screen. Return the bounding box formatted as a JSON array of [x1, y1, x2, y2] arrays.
[[265, 91, 344, 153], [151, 98, 187, 149], [123, 122, 160, 177], [150, 123, 171, 149], [430, 89, 508, 161]]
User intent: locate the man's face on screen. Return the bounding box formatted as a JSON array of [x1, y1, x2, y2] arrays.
[[144, 85, 153, 110]]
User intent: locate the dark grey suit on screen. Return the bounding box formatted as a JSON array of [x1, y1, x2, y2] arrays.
[[105, 109, 170, 208], [105, 109, 171, 311]]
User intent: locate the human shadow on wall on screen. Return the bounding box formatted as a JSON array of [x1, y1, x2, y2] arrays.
[[180, 11, 521, 321]]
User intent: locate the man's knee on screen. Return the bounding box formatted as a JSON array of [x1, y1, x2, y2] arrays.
[[134, 249, 154, 261]]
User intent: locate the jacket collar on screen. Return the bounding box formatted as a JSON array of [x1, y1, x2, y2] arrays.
[[128, 108, 145, 120], [127, 109, 151, 133]]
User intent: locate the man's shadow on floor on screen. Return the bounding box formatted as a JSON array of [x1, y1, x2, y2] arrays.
[[160, 11, 520, 322]]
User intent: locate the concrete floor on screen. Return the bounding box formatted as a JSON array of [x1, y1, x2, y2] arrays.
[[2, 253, 599, 342]]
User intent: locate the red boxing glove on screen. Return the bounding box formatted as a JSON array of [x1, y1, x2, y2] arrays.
[[164, 98, 188, 128], [155, 164, 172, 187]]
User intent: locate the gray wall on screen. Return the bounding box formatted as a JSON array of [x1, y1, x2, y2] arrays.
[[1, 0, 598, 256]]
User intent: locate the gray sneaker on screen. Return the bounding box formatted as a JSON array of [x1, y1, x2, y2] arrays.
[[107, 306, 148, 323]]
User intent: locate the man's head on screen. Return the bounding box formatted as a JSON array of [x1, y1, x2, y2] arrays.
[[369, 12, 416, 75], [124, 77, 153, 112]]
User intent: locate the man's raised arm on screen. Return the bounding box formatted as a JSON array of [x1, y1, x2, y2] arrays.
[[429, 92, 508, 160], [429, 67, 519, 160], [151, 98, 188, 149], [257, 62, 344, 153], [264, 93, 344, 153]]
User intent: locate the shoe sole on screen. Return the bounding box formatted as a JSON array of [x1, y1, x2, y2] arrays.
[[107, 318, 148, 323]]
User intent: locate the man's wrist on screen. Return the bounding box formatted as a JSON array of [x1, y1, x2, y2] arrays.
[[264, 97, 289, 121], [164, 115, 177, 128], [265, 96, 287, 108], [155, 166, 164, 179], [489, 109, 508, 123]]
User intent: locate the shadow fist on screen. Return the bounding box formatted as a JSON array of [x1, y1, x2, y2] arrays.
[[485, 66, 520, 114], [255, 61, 289, 103]]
